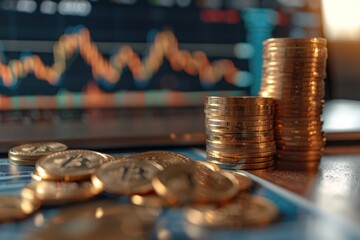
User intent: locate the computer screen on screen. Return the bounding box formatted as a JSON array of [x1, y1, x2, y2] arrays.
[[0, 0, 323, 109]]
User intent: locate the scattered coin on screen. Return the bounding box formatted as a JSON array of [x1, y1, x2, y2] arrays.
[[152, 163, 239, 205], [22, 180, 103, 205], [0, 195, 40, 223], [184, 195, 278, 228], [8, 142, 68, 165], [92, 158, 163, 195], [35, 150, 110, 181]]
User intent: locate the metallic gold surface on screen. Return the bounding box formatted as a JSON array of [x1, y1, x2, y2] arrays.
[[35, 150, 110, 181], [92, 158, 163, 195], [0, 195, 40, 223]]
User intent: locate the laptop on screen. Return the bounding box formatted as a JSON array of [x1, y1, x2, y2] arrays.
[[0, 1, 358, 153]]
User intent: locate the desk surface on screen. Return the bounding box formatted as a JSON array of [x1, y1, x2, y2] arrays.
[[1, 148, 360, 240]]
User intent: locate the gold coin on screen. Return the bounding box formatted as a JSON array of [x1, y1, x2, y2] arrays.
[[207, 138, 275, 146], [8, 142, 68, 165], [22, 181, 102, 205], [92, 158, 163, 196], [206, 143, 276, 154], [193, 160, 220, 172], [152, 163, 239, 205], [263, 46, 327, 53], [205, 104, 274, 111], [207, 154, 274, 164], [9, 158, 39, 166], [207, 129, 274, 137], [131, 194, 177, 208], [263, 52, 327, 59], [128, 151, 191, 168], [206, 124, 273, 132], [204, 108, 273, 117], [207, 140, 275, 150], [263, 71, 326, 78], [0, 195, 41, 223], [31, 170, 43, 181], [36, 150, 110, 181], [275, 140, 326, 148], [205, 115, 274, 122], [208, 133, 274, 143], [223, 171, 253, 191], [29, 200, 158, 240], [206, 96, 274, 105], [206, 118, 273, 127], [207, 149, 275, 159], [263, 37, 327, 45], [208, 159, 274, 170], [184, 195, 278, 228]]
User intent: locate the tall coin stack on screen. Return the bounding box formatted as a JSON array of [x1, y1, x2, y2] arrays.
[[205, 96, 276, 170], [259, 38, 327, 170]]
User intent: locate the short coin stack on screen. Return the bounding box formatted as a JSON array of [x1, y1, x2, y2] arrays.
[[205, 96, 276, 170], [8, 142, 68, 165], [259, 38, 327, 170]]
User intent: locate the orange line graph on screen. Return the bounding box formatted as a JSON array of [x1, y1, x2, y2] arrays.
[[0, 27, 239, 88]]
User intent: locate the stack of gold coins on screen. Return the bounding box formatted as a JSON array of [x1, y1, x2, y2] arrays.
[[205, 96, 276, 170], [259, 38, 327, 170]]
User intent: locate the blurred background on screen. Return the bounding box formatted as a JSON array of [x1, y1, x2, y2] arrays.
[[0, 0, 359, 110]]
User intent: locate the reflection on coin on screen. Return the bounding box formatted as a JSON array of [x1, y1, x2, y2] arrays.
[[223, 171, 253, 192], [184, 195, 278, 228], [92, 159, 163, 195], [128, 151, 191, 168], [22, 181, 102, 205], [193, 160, 220, 172], [152, 163, 239, 205], [131, 194, 177, 208], [36, 150, 110, 181], [0, 195, 40, 223]]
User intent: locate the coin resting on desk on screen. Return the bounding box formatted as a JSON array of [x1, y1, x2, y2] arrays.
[[0, 195, 40, 223], [184, 195, 279, 228], [92, 158, 163, 195], [8, 142, 68, 165], [152, 163, 239, 205], [128, 151, 191, 168], [35, 150, 110, 181], [21, 181, 103, 205], [29, 200, 159, 240]]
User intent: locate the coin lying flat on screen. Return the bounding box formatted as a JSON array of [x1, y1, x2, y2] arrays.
[[152, 163, 239, 205], [128, 151, 191, 168], [8, 142, 68, 165], [29, 200, 159, 240], [22, 181, 103, 205], [92, 159, 163, 196], [184, 195, 278, 228], [0, 195, 41, 223], [36, 150, 110, 181]]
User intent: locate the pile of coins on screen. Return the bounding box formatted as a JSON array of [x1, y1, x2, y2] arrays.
[[259, 38, 327, 170], [1, 142, 279, 235], [205, 96, 276, 170]]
